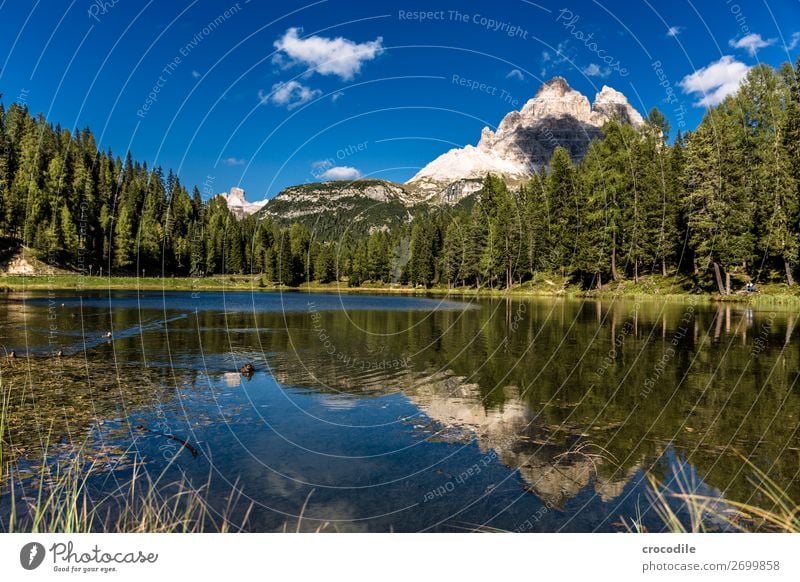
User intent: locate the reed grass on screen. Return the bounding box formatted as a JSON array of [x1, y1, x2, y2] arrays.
[[634, 456, 800, 533], [0, 376, 251, 533], [2, 451, 252, 533]]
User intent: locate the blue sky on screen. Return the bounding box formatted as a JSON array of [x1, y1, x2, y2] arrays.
[[1, 0, 798, 202]]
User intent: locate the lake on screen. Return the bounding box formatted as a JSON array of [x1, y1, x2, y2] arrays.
[[1, 290, 798, 532]]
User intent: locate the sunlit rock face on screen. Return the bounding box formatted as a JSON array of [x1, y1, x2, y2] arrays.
[[406, 77, 645, 201], [219, 187, 267, 218]]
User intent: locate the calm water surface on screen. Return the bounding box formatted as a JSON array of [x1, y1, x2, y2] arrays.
[[1, 290, 798, 531]]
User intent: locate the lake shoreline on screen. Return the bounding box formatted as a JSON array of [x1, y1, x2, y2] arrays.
[[3, 273, 800, 305]]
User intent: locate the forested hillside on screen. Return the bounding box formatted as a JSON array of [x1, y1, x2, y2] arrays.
[[0, 59, 798, 293]]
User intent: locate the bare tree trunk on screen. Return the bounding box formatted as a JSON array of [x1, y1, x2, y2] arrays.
[[712, 261, 726, 295], [596, 271, 602, 290], [725, 271, 731, 296], [785, 258, 795, 286], [634, 261, 639, 284], [662, 258, 667, 277]]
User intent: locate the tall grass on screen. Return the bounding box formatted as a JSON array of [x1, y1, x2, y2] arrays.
[[638, 456, 799, 533], [4, 456, 252, 533], [0, 376, 251, 533], [0, 375, 7, 485]]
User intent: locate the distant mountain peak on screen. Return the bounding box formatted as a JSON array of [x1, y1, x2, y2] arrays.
[[219, 187, 266, 218], [595, 84, 626, 101], [535, 75, 575, 96], [406, 76, 644, 200], [592, 85, 644, 126]]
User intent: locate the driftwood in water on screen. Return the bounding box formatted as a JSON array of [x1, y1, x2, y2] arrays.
[[136, 424, 199, 458]]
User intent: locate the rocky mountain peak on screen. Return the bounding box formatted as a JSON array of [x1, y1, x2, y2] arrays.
[[516, 76, 591, 121], [406, 77, 645, 200], [219, 187, 267, 218], [592, 85, 644, 126], [595, 84, 627, 103], [536, 75, 573, 96]]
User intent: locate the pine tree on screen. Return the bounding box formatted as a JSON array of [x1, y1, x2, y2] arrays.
[[575, 141, 612, 287], [139, 168, 166, 271], [484, 187, 521, 289], [264, 246, 277, 282], [113, 205, 134, 269], [0, 104, 9, 236], [743, 65, 799, 285], [59, 203, 79, 262], [464, 202, 488, 287], [519, 172, 550, 276], [275, 229, 295, 285], [367, 230, 390, 282], [670, 131, 690, 273], [441, 216, 466, 288], [314, 242, 336, 283], [224, 217, 244, 274], [409, 216, 435, 287], [686, 101, 754, 294], [545, 147, 579, 277], [349, 238, 368, 286], [644, 108, 680, 277], [289, 222, 311, 280]]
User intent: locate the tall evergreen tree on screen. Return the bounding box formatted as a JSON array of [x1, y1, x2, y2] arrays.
[[545, 147, 579, 277]]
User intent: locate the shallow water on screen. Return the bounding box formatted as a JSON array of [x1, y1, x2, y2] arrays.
[[1, 290, 798, 531]]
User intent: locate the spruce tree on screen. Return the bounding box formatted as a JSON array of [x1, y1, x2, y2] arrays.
[[546, 146, 579, 277]]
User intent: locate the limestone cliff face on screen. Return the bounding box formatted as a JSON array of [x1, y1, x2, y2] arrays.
[[407, 77, 645, 200], [219, 187, 266, 219]]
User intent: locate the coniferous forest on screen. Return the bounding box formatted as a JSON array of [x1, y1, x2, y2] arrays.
[[1, 59, 799, 295]]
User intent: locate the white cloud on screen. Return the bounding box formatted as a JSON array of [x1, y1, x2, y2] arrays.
[[789, 32, 800, 50], [506, 69, 525, 81], [540, 41, 570, 77], [331, 91, 344, 102], [729, 33, 776, 56], [191, 70, 202, 79], [583, 63, 611, 78], [273, 27, 383, 80], [318, 166, 362, 181], [222, 157, 246, 166], [667, 26, 683, 37], [540, 52, 551, 76], [679, 55, 750, 107], [259, 80, 321, 110]]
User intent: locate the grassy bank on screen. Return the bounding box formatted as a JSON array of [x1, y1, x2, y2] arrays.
[[0, 274, 267, 292], [3, 272, 800, 305]]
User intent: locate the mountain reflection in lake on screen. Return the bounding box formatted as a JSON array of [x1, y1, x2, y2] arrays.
[[1, 291, 798, 532]]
